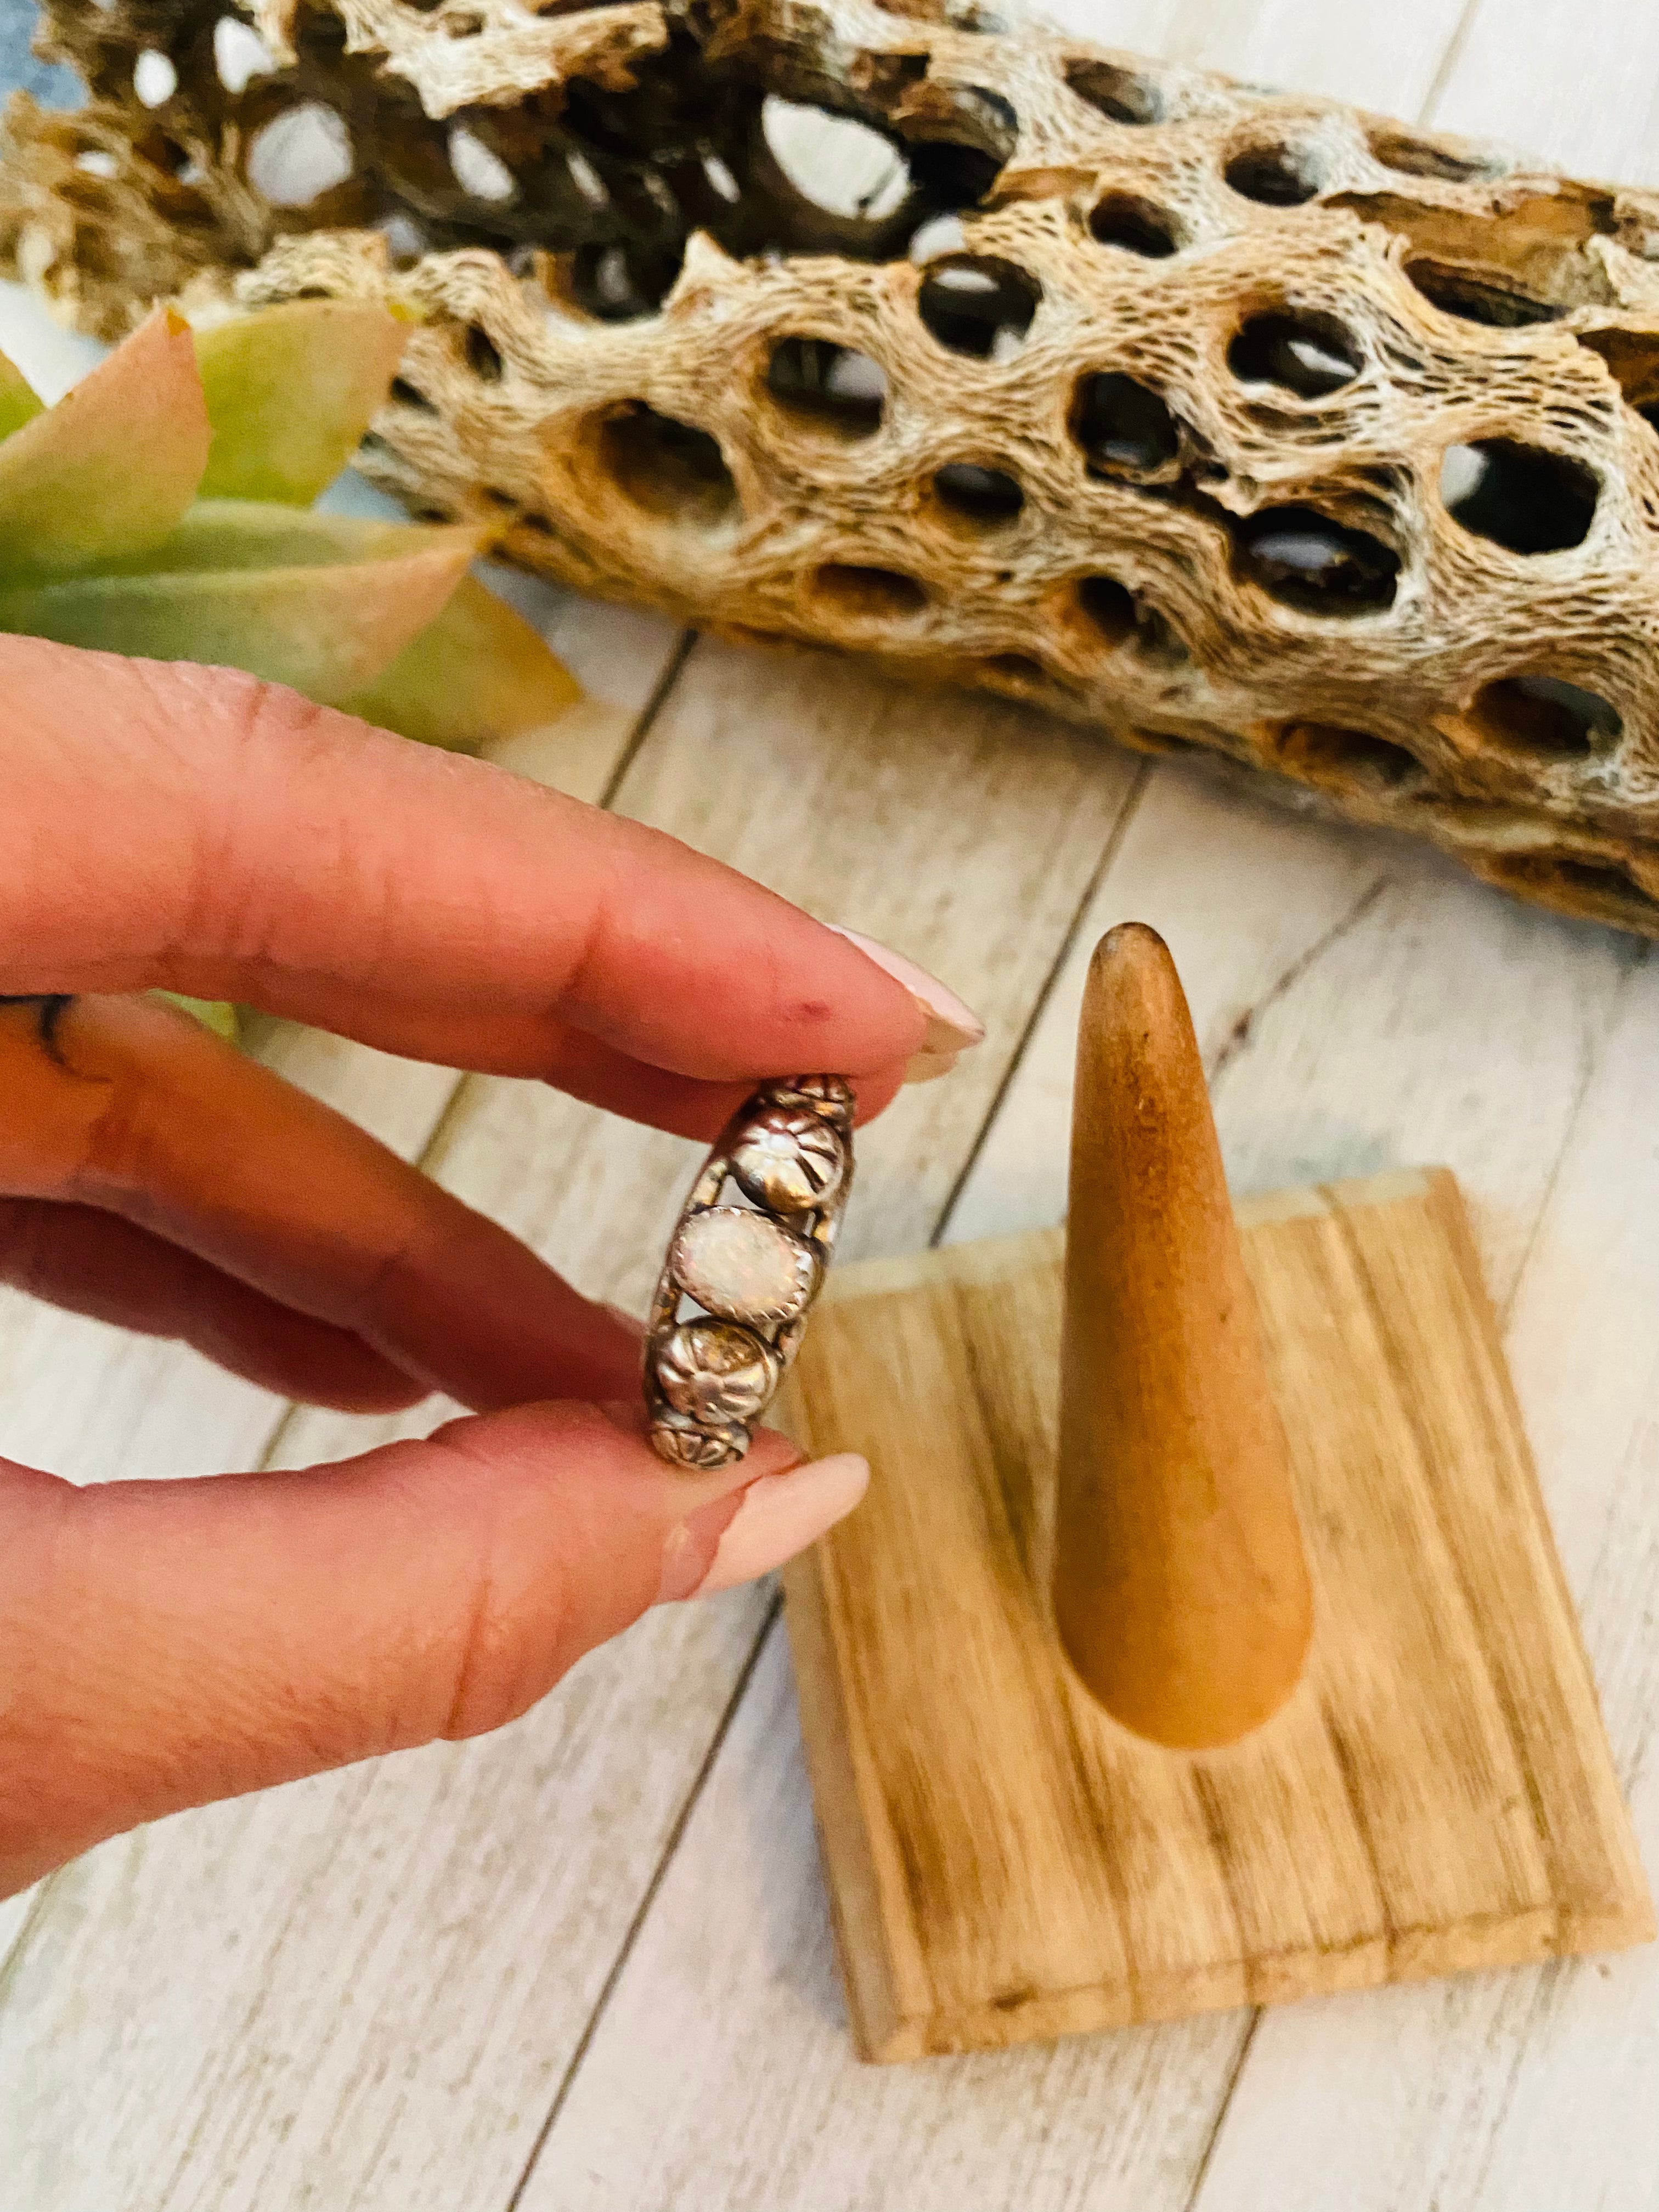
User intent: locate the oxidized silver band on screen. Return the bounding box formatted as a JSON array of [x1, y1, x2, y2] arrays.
[[645, 1075, 855, 1469]]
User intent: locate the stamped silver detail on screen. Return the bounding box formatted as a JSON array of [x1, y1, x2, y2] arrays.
[[772, 1073, 856, 1120], [729, 1102, 848, 1212], [645, 1074, 855, 1469], [648, 1407, 751, 1471], [653, 1317, 779, 1423]]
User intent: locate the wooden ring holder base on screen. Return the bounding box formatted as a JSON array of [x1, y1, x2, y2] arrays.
[[780, 931, 1652, 2064]]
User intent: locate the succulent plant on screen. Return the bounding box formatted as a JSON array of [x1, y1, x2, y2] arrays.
[[0, 294, 584, 1035], [0, 296, 580, 741]]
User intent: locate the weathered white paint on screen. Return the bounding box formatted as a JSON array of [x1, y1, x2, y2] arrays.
[[5, 7, 1657, 2206]]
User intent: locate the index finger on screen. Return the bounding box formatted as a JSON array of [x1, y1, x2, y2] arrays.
[[0, 635, 938, 1086]]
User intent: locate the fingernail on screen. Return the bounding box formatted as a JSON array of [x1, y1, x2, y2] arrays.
[[658, 1452, 870, 1602], [900, 1047, 961, 1086], [602, 1301, 646, 1340], [827, 925, 985, 1057]]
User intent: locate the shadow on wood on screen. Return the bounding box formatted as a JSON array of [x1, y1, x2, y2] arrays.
[[780, 932, 1653, 2065]]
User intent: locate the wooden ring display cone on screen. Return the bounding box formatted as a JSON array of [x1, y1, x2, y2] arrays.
[[780, 922, 1651, 2064], [1053, 923, 1313, 1746]]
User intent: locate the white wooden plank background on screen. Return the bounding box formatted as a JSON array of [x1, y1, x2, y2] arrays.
[[5, 1, 1659, 2204]]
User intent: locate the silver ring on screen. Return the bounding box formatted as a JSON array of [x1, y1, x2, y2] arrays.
[[645, 1075, 856, 1469]]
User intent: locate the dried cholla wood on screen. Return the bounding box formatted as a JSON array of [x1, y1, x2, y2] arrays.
[[249, 0, 669, 124], [9, 3, 1659, 935]]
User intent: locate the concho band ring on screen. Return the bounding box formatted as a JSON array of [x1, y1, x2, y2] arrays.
[[644, 1075, 855, 1469]]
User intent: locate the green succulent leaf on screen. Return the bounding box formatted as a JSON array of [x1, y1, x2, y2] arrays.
[[0, 309, 211, 580], [342, 572, 584, 752], [0, 501, 485, 704], [0, 347, 43, 443], [77, 499, 482, 579], [153, 991, 240, 1042], [194, 300, 410, 506]]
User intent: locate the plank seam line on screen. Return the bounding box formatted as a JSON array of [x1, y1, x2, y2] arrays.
[[0, 1879, 59, 2009], [250, 625, 700, 1477], [1326, 1199, 1559, 1907], [1180, 2005, 1262, 2212], [1189, 1764, 1258, 1996], [1205, 873, 1387, 1096], [1497, 938, 1651, 1324], [1175, 866, 1407, 2197], [1417, 0, 1486, 123], [1320, 1691, 1397, 1953], [1461, 1956, 1570, 2208], [933, 757, 1154, 1248], [595, 626, 701, 814], [501, 1590, 785, 2212]]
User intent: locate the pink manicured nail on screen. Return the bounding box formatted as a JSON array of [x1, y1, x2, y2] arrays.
[[827, 925, 985, 1059], [900, 1047, 961, 1086], [659, 1452, 870, 1602], [696, 1452, 869, 1594]]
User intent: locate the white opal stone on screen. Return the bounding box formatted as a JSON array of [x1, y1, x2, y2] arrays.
[[672, 1207, 817, 1325]]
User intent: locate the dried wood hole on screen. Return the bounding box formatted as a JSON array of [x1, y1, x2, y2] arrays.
[[1062, 58, 1165, 128], [388, 374, 436, 411], [1440, 441, 1600, 556], [1075, 574, 1135, 644], [598, 403, 739, 529], [1272, 722, 1427, 794], [1073, 575, 1187, 663], [1228, 311, 1362, 397], [1071, 373, 1181, 476], [1485, 852, 1659, 921], [917, 256, 1040, 359], [1224, 139, 1325, 207], [814, 562, 928, 620], [1366, 126, 1506, 185], [1406, 259, 1567, 326], [1088, 191, 1180, 257], [932, 462, 1024, 526], [1468, 675, 1622, 759], [765, 338, 887, 436], [1234, 507, 1401, 612]]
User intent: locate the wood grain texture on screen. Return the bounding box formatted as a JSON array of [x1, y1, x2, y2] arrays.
[[533, 8, 1659, 2193], [1191, 949, 1659, 2212], [518, 1618, 1249, 2212], [958, 764, 1640, 1296], [1431, 0, 1659, 186], [532, 770, 1642, 2212], [16, 6, 1659, 2208], [1087, 0, 1471, 109], [1184, 27, 1659, 2207], [782, 1170, 1651, 2061]]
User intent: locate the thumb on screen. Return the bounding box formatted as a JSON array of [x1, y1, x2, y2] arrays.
[[0, 1408, 866, 1895]]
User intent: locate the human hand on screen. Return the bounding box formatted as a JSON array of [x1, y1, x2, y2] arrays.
[[0, 633, 983, 1894]]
